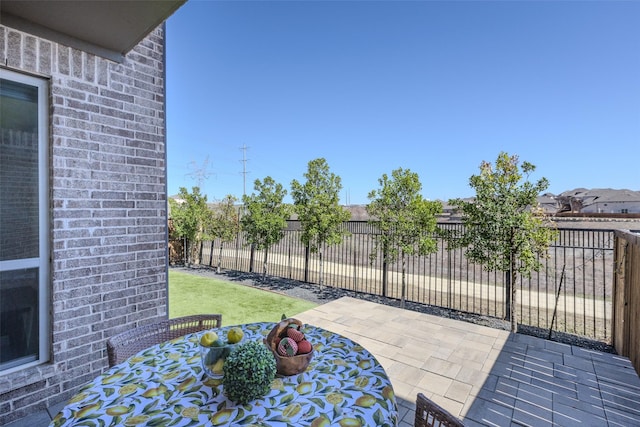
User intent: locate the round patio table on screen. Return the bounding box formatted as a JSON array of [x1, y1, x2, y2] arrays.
[[50, 322, 398, 426]]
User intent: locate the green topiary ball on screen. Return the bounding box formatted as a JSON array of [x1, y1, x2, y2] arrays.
[[222, 340, 277, 404]]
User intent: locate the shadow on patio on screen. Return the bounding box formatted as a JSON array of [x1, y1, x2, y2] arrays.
[[296, 297, 640, 427]]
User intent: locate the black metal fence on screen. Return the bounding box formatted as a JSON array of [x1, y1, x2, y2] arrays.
[[176, 221, 617, 342]]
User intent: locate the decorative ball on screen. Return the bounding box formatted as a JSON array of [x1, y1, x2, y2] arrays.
[[277, 337, 298, 356], [297, 340, 312, 354], [287, 328, 305, 342], [222, 341, 276, 404]]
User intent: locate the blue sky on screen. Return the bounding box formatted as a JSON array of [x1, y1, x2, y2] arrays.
[[166, 0, 639, 205]]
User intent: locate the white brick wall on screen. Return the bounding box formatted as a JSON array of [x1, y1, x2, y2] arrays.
[[0, 24, 169, 424]]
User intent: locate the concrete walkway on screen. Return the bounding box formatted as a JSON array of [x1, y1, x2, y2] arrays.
[[295, 297, 640, 427]]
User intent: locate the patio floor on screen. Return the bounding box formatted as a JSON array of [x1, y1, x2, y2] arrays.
[[8, 296, 640, 427], [296, 297, 640, 427]]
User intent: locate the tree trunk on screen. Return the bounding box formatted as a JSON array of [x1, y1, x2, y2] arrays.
[[507, 227, 518, 333], [249, 243, 255, 273], [262, 248, 269, 282], [304, 245, 310, 283], [382, 241, 388, 298], [217, 241, 223, 274], [184, 237, 189, 267], [209, 241, 215, 267], [401, 252, 406, 309], [510, 262, 518, 333], [505, 270, 511, 323], [319, 249, 324, 289]]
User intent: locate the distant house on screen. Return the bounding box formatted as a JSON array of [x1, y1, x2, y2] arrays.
[[537, 193, 561, 214], [435, 189, 640, 219], [1, 1, 185, 424], [556, 189, 640, 214]]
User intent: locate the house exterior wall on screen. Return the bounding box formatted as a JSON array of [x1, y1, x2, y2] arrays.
[[582, 201, 640, 214], [0, 24, 168, 424]]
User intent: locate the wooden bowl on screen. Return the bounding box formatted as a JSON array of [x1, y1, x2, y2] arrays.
[[265, 318, 314, 376]]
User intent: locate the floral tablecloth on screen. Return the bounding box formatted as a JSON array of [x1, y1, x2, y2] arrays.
[[51, 322, 398, 426]]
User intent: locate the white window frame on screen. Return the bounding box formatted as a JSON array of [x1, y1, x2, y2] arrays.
[[0, 68, 50, 374]]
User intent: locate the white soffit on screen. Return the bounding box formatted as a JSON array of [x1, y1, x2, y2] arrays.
[[1, 0, 187, 62]]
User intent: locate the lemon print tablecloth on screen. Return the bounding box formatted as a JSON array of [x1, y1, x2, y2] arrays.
[[51, 322, 398, 426]]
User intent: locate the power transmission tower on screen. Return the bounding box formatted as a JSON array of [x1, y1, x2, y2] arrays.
[[186, 156, 214, 189], [239, 145, 250, 197]]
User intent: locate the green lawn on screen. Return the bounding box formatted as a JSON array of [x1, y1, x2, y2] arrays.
[[168, 270, 317, 326]]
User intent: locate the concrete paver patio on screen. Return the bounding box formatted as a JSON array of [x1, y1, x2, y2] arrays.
[[296, 297, 640, 427]]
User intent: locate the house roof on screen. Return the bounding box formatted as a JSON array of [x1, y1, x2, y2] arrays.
[[559, 188, 640, 204], [1, 0, 187, 62]]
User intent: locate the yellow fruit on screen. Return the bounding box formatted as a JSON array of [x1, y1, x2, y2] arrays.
[[68, 393, 89, 404], [211, 357, 225, 374], [203, 377, 223, 387], [227, 327, 244, 344], [101, 372, 125, 384], [326, 393, 344, 405], [176, 376, 196, 392], [106, 405, 132, 416], [355, 394, 376, 408], [141, 385, 167, 398], [357, 360, 371, 369], [118, 384, 138, 396], [181, 407, 200, 419], [123, 415, 149, 426], [200, 331, 218, 347], [296, 382, 312, 394], [310, 415, 331, 427], [74, 402, 101, 418], [382, 385, 395, 401], [354, 376, 370, 389], [338, 417, 363, 427], [162, 371, 180, 381], [282, 403, 302, 419], [210, 409, 234, 425]]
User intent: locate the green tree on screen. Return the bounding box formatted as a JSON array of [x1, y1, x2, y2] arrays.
[[367, 168, 442, 308], [291, 158, 351, 288], [211, 194, 240, 273], [445, 152, 557, 332], [242, 177, 291, 280], [169, 186, 214, 266]]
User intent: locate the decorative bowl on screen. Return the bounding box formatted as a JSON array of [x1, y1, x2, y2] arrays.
[[200, 337, 242, 379], [264, 318, 314, 376]]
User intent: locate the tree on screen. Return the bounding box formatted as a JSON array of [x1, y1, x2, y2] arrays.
[[211, 194, 240, 273], [290, 158, 351, 287], [169, 186, 214, 266], [367, 168, 442, 308], [445, 152, 557, 332], [241, 177, 291, 280]]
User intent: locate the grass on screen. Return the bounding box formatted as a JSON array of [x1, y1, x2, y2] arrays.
[[168, 270, 317, 326]]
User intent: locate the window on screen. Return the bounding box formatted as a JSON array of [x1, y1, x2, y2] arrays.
[[621, 209, 629, 214], [0, 69, 49, 373]]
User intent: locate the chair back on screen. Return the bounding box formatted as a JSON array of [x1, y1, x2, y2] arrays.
[[415, 393, 465, 427], [106, 314, 222, 367]]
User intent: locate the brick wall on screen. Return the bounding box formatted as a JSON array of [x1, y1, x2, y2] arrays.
[[0, 24, 168, 424]]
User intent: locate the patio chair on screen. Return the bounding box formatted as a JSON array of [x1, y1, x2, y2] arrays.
[[106, 314, 222, 367], [415, 393, 465, 427]]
